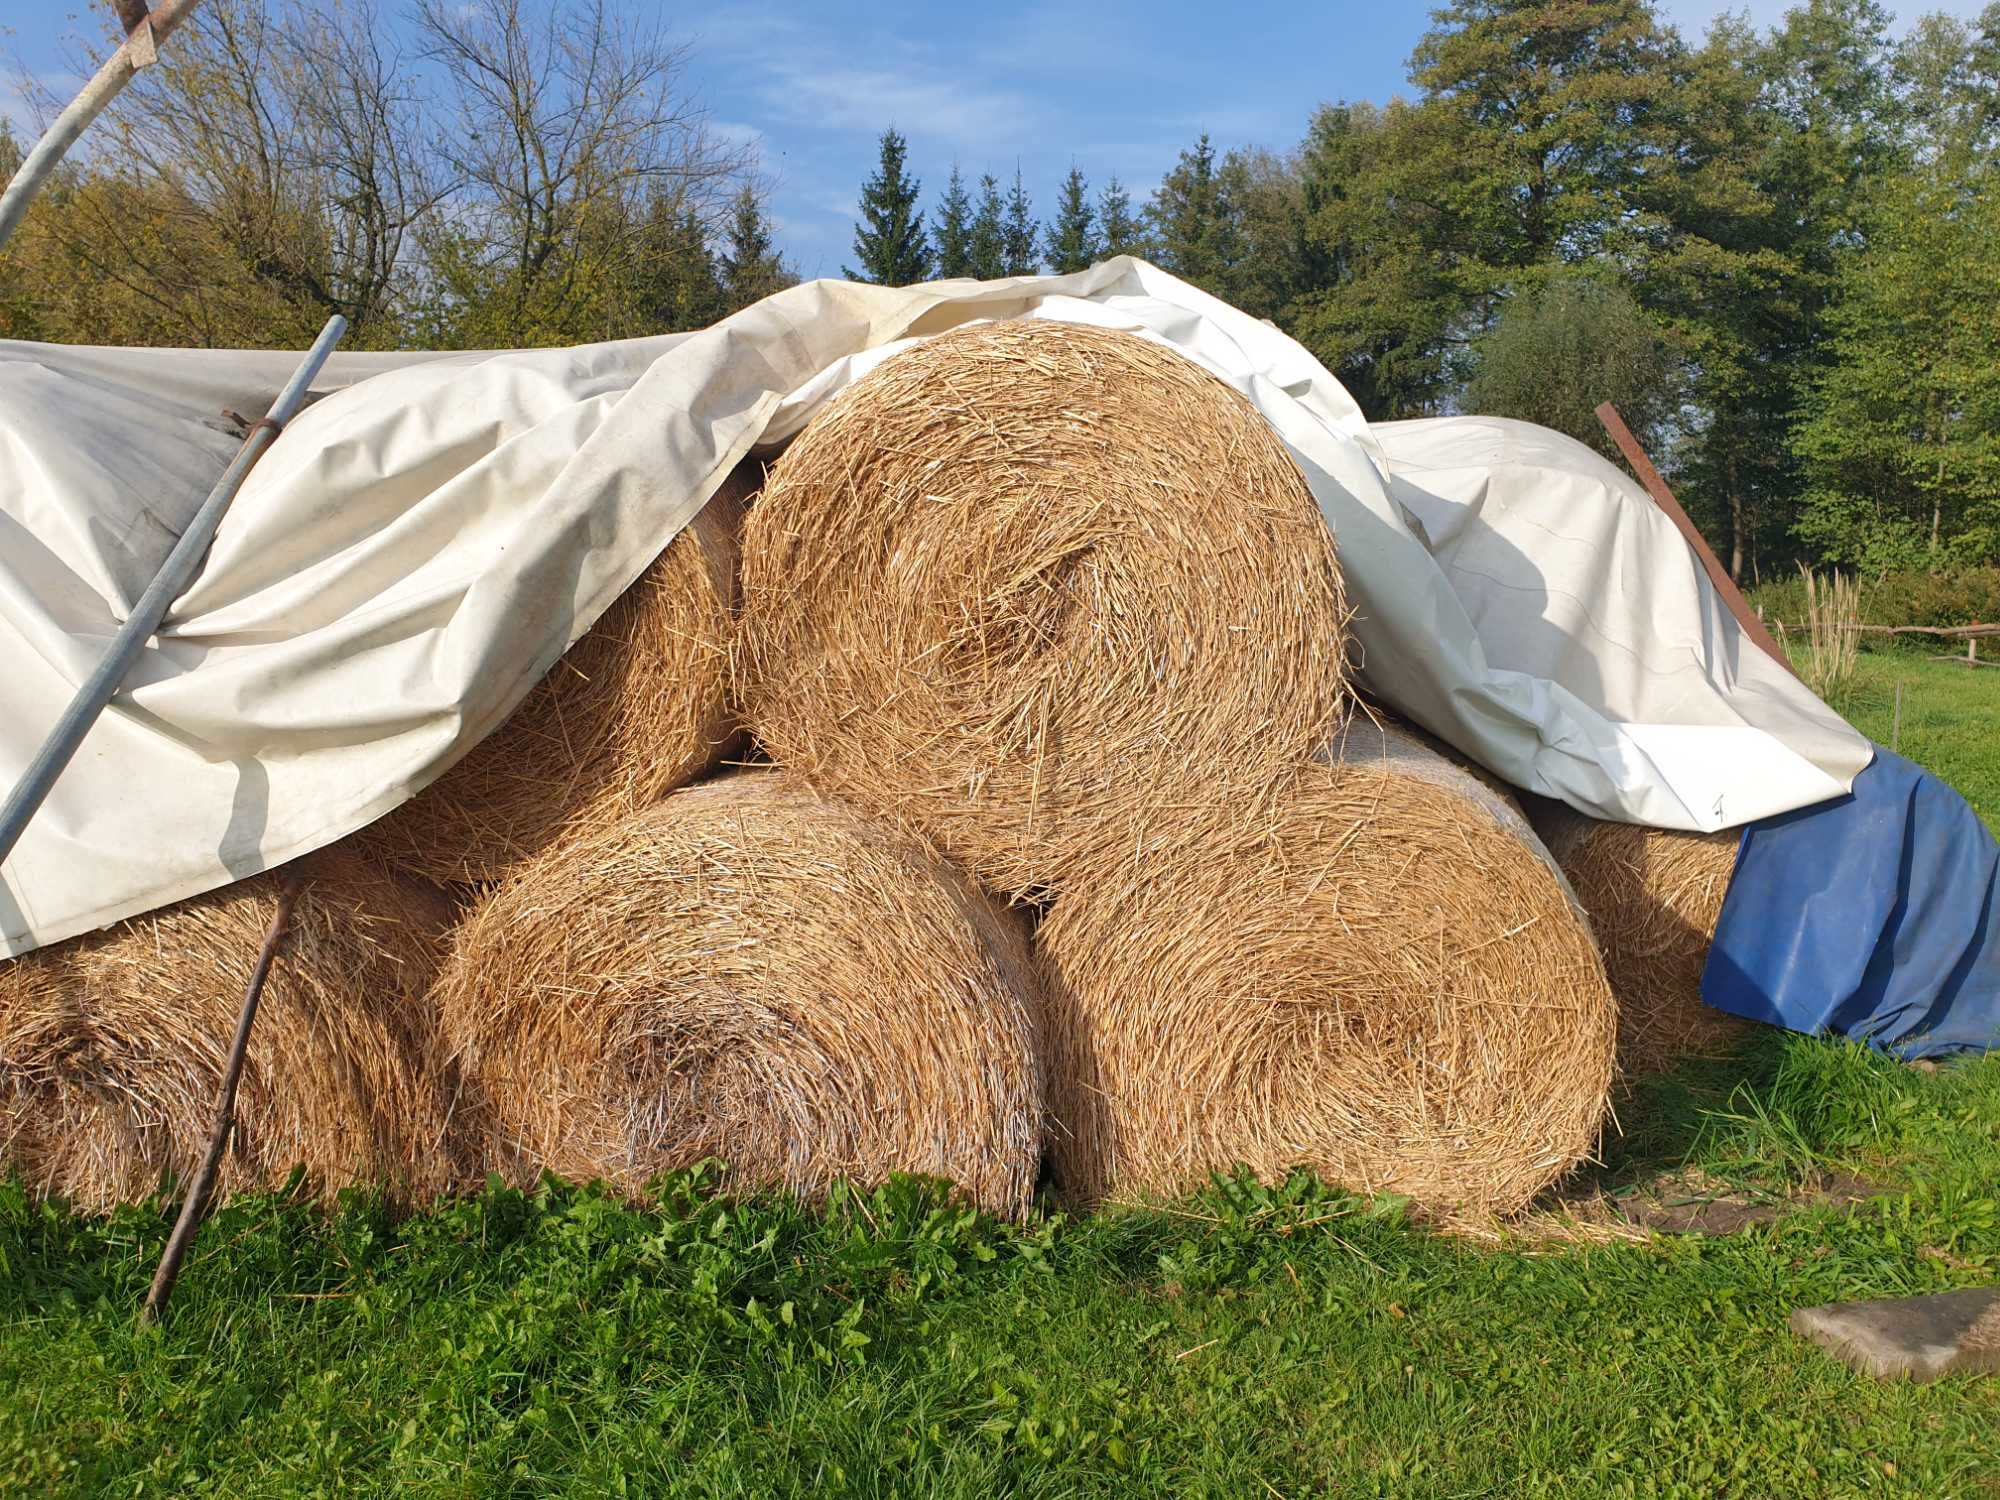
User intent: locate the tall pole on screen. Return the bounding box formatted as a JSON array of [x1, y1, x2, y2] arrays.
[[0, 0, 206, 251]]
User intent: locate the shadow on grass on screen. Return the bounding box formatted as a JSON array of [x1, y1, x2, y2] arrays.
[[1588, 1034, 1790, 1192]]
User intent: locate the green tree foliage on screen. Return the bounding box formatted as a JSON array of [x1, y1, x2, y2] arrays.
[[1464, 274, 1681, 457], [717, 186, 793, 311], [631, 201, 729, 333], [1217, 146, 1307, 323], [847, 128, 931, 286], [1001, 167, 1039, 276], [1097, 176, 1147, 258], [0, 127, 39, 342], [968, 174, 1007, 280], [932, 166, 976, 279], [1146, 133, 1242, 294], [1287, 101, 1460, 418], [1794, 12, 2000, 571], [1794, 177, 2000, 569], [1670, 0, 1907, 578], [415, 0, 745, 346], [1044, 166, 1099, 273]]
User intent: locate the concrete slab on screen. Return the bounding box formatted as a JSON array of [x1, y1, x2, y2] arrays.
[[1790, 1287, 2000, 1382]]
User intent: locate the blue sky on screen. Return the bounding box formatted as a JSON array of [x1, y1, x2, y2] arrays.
[[2, 0, 1986, 278]]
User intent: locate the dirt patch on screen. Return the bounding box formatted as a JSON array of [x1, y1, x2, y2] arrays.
[[1602, 1168, 1890, 1236]]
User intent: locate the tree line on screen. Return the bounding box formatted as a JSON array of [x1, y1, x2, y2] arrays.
[[0, 0, 1993, 579], [847, 0, 2000, 581]]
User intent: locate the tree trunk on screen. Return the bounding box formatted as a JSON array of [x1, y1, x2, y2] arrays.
[[1933, 453, 1945, 553], [1726, 456, 1746, 584]]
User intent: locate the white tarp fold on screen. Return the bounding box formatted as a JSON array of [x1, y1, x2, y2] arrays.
[[0, 259, 1869, 956]]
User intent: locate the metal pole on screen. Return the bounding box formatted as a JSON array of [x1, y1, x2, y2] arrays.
[[0, 0, 205, 252], [0, 314, 347, 871]]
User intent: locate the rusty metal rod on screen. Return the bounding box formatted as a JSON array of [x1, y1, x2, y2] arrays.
[[141, 865, 305, 1325]]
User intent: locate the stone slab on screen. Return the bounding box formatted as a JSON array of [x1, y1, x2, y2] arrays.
[[1790, 1287, 2000, 1382]]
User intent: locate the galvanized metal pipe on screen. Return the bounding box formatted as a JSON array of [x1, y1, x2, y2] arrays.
[[0, 0, 205, 252], [0, 313, 348, 871]]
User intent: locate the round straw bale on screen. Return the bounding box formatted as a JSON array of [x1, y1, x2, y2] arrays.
[[433, 772, 1044, 1216], [359, 462, 754, 886], [1038, 720, 1617, 1218], [735, 319, 1349, 902], [0, 847, 456, 1212], [1529, 808, 1752, 1079]]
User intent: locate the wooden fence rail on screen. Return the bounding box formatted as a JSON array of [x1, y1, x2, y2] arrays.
[[1761, 620, 2000, 640]]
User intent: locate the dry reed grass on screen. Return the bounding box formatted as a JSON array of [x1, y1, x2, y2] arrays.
[[359, 462, 754, 886], [1530, 808, 1752, 1079], [1037, 719, 1617, 1219], [0, 847, 456, 1211], [735, 319, 1349, 902], [432, 772, 1045, 1216], [1799, 564, 1862, 702]]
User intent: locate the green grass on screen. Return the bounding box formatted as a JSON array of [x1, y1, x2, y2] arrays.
[[1822, 647, 2000, 833], [2, 646, 1993, 1497], [3, 1038, 1997, 1498]]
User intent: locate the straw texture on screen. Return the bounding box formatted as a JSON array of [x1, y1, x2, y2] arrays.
[[0, 847, 455, 1211], [1531, 809, 1752, 1078], [735, 319, 1349, 902], [1038, 724, 1617, 1218], [360, 464, 753, 886], [433, 772, 1045, 1216]]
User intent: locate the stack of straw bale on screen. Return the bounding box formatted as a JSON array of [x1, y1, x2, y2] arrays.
[[0, 846, 455, 1211], [432, 773, 1045, 1216], [360, 461, 755, 886], [735, 319, 1350, 902], [1530, 808, 1752, 1078], [8, 318, 1652, 1222], [1038, 719, 1617, 1217]]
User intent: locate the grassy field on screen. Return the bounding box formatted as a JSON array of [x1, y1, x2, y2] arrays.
[[1, 653, 1994, 1497], [1825, 646, 2000, 833], [3, 1040, 1997, 1497]]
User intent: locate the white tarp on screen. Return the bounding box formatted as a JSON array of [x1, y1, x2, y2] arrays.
[[1370, 416, 1868, 826], [0, 258, 1868, 956]]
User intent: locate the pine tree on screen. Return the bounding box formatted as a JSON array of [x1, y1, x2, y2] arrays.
[[1044, 164, 1099, 273], [1097, 174, 1145, 258], [1147, 133, 1242, 294], [1002, 165, 1039, 275], [632, 202, 727, 333], [968, 172, 1006, 279], [847, 128, 932, 285], [932, 165, 975, 278], [718, 185, 792, 310]]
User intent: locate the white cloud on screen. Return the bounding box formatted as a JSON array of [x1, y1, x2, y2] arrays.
[[696, 6, 1050, 144], [709, 118, 769, 163]]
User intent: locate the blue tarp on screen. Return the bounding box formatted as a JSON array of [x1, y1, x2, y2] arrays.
[[1702, 746, 2000, 1059]]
